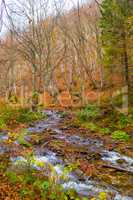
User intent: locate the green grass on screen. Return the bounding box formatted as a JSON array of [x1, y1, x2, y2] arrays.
[[16, 108, 46, 123], [75, 104, 133, 141], [82, 122, 98, 132], [17, 133, 31, 147], [77, 104, 101, 122], [58, 111, 68, 118], [0, 104, 46, 129], [111, 130, 129, 142], [99, 127, 111, 135]]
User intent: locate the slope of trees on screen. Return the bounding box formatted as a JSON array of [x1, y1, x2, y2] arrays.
[[0, 0, 133, 110], [100, 0, 133, 112]]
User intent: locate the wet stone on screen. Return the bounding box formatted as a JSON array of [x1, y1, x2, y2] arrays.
[[117, 159, 127, 165], [0, 146, 9, 154]]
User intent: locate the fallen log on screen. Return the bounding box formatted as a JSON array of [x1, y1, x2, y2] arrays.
[[102, 164, 133, 175]]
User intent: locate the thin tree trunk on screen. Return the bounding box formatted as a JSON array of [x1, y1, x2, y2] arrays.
[[122, 32, 129, 114]]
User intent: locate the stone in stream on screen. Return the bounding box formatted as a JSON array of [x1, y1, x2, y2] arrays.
[[0, 146, 8, 154], [0, 132, 9, 141]]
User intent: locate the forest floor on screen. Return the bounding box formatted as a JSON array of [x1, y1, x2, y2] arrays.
[[0, 105, 133, 200]]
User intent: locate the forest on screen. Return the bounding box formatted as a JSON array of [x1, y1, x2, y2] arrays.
[[0, 0, 133, 199]]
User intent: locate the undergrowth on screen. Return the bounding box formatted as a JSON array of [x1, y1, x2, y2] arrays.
[[5, 151, 107, 200], [77, 104, 101, 122], [0, 103, 46, 129], [75, 104, 131, 142], [5, 152, 84, 200], [111, 130, 129, 142]]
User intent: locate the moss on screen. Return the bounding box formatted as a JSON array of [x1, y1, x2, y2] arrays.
[[112, 130, 129, 142]]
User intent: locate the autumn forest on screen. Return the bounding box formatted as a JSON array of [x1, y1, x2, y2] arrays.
[[0, 0, 133, 199]]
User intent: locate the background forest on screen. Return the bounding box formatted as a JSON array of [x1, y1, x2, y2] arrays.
[[0, 0, 132, 112]]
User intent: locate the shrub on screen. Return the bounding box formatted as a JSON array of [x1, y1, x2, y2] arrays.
[[16, 108, 46, 123], [77, 104, 100, 121], [0, 104, 15, 123], [58, 111, 68, 118], [112, 130, 129, 142], [17, 135, 31, 147], [0, 104, 46, 129], [5, 171, 18, 184], [0, 118, 6, 129], [19, 188, 34, 199], [117, 114, 129, 129]]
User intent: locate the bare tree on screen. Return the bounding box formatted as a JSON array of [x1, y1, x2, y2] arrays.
[[0, 0, 106, 107], [54, 0, 103, 105], [7, 0, 65, 108]]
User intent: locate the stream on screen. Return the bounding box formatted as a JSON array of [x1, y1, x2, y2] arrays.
[[0, 110, 133, 199]]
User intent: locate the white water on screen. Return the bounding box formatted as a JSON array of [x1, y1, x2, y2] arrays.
[[102, 150, 133, 173]]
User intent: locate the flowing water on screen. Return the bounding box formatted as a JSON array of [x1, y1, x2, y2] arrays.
[[0, 110, 133, 199]]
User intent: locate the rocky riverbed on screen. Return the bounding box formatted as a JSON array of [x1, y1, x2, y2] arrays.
[[0, 110, 133, 199]]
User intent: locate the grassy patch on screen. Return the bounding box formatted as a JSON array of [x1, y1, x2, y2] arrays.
[[58, 111, 68, 118], [77, 104, 101, 122], [17, 129, 31, 147], [16, 108, 46, 123], [82, 122, 98, 132], [0, 104, 46, 129], [75, 105, 133, 142], [99, 127, 111, 135], [111, 130, 129, 142]]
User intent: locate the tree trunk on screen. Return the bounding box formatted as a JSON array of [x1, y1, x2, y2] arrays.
[[32, 66, 36, 92], [31, 65, 38, 111], [122, 32, 129, 114]]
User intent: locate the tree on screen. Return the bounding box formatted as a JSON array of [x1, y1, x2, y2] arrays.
[[100, 0, 133, 112], [9, 0, 58, 109], [55, 1, 103, 105], [0, 0, 17, 101]]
